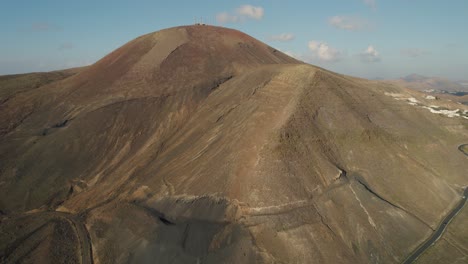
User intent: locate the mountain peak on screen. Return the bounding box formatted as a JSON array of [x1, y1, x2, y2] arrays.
[[1, 26, 467, 264], [63, 25, 299, 101]]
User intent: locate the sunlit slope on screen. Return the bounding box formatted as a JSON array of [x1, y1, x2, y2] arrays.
[[1, 25, 467, 263]]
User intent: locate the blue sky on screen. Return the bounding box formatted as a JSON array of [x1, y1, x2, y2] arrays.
[[1, 0, 467, 80]]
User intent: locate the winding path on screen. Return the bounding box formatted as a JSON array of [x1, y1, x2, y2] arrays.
[[41, 212, 93, 264], [403, 144, 468, 263], [1, 211, 93, 264], [58, 212, 94, 264]]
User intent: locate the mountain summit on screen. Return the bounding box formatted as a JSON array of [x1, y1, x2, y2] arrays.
[[1, 25, 467, 263]]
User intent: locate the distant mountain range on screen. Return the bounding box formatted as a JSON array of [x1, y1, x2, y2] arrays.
[[393, 74, 468, 93], [1, 26, 468, 264]]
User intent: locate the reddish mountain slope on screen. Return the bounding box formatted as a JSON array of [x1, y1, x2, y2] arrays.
[[1, 26, 467, 263]]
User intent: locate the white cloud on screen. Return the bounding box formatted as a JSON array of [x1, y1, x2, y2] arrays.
[[236, 5, 264, 20], [308, 40, 342, 62], [328, 16, 369, 31], [400, 48, 429, 58], [216, 5, 264, 24], [269, 33, 295, 42], [359, 45, 381, 62], [363, 0, 376, 9], [308, 41, 320, 51], [216, 12, 238, 23]]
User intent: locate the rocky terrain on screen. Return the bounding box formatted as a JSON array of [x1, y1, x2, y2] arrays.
[[1, 25, 467, 263]]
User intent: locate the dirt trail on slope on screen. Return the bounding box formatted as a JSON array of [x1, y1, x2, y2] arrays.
[[403, 163, 468, 264], [0, 211, 93, 264]]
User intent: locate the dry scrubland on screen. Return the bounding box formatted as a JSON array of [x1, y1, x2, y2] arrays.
[[1, 25, 467, 263]]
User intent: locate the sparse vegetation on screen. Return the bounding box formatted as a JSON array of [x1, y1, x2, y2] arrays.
[[1, 26, 467, 264]]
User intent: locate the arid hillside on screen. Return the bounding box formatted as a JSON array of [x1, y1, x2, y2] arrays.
[[1, 25, 467, 264], [0, 67, 85, 102]]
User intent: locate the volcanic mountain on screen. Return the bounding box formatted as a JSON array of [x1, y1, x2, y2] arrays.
[[1, 25, 467, 263]]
